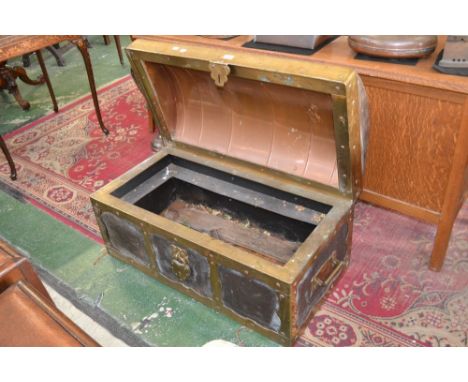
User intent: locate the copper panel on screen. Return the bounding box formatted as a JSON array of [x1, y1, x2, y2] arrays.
[[146, 63, 339, 188]]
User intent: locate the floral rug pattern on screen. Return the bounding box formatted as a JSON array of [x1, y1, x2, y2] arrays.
[[0, 76, 153, 239], [1, 76, 466, 346], [298, 201, 468, 347]]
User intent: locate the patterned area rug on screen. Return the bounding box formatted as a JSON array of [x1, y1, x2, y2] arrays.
[[0, 76, 153, 240], [297, 201, 468, 347], [0, 75, 466, 346]]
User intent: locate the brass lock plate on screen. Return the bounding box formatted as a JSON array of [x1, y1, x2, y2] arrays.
[[209, 62, 230, 87]]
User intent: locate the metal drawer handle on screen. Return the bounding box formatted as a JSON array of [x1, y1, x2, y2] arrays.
[[170, 244, 191, 281], [310, 252, 345, 291]]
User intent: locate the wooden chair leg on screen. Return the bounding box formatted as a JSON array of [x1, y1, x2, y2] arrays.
[[114, 36, 124, 66], [22, 54, 32, 67], [429, 100, 468, 271], [36, 50, 58, 113], [71, 38, 109, 135], [0, 135, 17, 180], [46, 46, 65, 67], [103, 35, 111, 45], [0, 64, 31, 110]]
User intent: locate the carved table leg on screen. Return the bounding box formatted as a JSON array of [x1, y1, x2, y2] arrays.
[[14, 66, 45, 86], [10, 86, 30, 110], [0, 135, 17, 180], [71, 38, 109, 135], [0, 63, 34, 110], [36, 50, 58, 112], [429, 99, 468, 271], [114, 36, 124, 66]]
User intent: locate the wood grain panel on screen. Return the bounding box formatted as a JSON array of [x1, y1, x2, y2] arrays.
[[362, 84, 463, 212]]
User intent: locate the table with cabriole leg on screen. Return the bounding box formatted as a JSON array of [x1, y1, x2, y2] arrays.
[[0, 35, 109, 180]]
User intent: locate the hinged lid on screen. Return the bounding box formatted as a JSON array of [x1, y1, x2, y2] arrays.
[[127, 38, 368, 199]]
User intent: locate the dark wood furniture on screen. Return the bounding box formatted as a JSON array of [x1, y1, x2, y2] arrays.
[[136, 35, 468, 271], [0, 35, 108, 135], [0, 35, 110, 181], [0, 49, 57, 111]]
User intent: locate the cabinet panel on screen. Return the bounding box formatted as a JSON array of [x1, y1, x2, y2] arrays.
[[362, 82, 463, 213]]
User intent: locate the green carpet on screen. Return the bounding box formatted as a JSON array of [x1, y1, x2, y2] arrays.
[[0, 184, 276, 346], [0, 36, 277, 346]]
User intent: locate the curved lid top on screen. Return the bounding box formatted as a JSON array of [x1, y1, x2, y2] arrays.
[[128, 39, 368, 198]]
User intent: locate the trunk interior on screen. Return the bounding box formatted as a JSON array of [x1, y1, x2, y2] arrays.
[[112, 155, 332, 265]]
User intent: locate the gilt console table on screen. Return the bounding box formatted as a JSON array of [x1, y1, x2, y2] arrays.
[[134, 35, 468, 271]]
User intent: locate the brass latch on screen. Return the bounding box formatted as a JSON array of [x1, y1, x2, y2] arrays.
[[170, 244, 191, 281], [209, 62, 230, 88]]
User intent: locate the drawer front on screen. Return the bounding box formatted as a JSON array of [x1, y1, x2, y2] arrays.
[[151, 234, 212, 298], [295, 221, 349, 328], [100, 212, 151, 267], [218, 266, 281, 333]]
